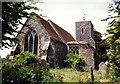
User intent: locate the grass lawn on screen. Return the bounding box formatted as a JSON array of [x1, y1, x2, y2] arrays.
[[50, 68, 112, 82]]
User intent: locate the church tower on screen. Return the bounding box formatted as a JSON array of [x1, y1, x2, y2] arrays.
[[76, 21, 95, 48], [75, 20, 99, 69]]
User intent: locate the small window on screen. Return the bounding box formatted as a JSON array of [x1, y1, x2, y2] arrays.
[[82, 28, 84, 34]]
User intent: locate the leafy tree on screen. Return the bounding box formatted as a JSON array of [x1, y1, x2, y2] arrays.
[[2, 2, 39, 48], [2, 52, 62, 84], [105, 0, 120, 81], [94, 30, 109, 62]]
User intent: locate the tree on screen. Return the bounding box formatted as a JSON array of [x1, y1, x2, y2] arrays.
[[2, 2, 39, 48], [105, 0, 120, 80], [94, 30, 109, 62], [2, 52, 62, 84]]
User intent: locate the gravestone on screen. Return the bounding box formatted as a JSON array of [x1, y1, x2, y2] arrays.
[[99, 62, 107, 74]]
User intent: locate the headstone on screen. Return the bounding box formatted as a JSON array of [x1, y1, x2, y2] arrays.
[[99, 62, 107, 74]]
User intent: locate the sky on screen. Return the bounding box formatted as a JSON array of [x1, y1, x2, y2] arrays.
[[38, 0, 111, 38], [0, 0, 111, 58]]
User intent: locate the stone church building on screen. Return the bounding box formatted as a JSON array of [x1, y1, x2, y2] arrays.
[[11, 13, 99, 69]]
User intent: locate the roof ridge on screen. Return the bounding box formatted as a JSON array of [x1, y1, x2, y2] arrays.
[[48, 19, 72, 35], [48, 20, 66, 44], [36, 17, 63, 43]]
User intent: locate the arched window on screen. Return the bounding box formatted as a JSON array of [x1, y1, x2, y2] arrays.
[[34, 34, 38, 55], [24, 34, 28, 51], [24, 30, 38, 55], [29, 34, 33, 52]]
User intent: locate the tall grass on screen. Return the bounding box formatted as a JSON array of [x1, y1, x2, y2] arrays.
[[50, 68, 112, 82]]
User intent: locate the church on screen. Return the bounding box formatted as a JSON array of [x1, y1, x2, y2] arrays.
[[11, 12, 99, 69]]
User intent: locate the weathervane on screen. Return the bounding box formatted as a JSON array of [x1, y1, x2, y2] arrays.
[[83, 14, 85, 21]]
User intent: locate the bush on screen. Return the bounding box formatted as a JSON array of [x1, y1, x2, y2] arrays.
[[107, 63, 120, 82], [66, 53, 86, 71], [2, 52, 62, 84]]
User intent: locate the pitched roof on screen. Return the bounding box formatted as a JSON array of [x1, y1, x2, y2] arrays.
[[35, 14, 75, 43], [48, 20, 75, 43], [36, 16, 63, 42], [17, 12, 75, 44]]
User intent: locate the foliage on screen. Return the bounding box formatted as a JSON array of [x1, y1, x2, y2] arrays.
[[2, 52, 61, 84], [107, 63, 120, 83], [94, 30, 109, 62], [105, 0, 120, 81], [66, 53, 86, 71], [2, 2, 40, 48]]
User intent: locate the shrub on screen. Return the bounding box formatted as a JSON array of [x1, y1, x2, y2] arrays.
[[66, 53, 86, 71], [2, 52, 62, 84], [107, 63, 120, 82]]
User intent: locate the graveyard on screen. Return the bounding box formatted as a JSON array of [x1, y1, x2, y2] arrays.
[[50, 68, 111, 82]]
